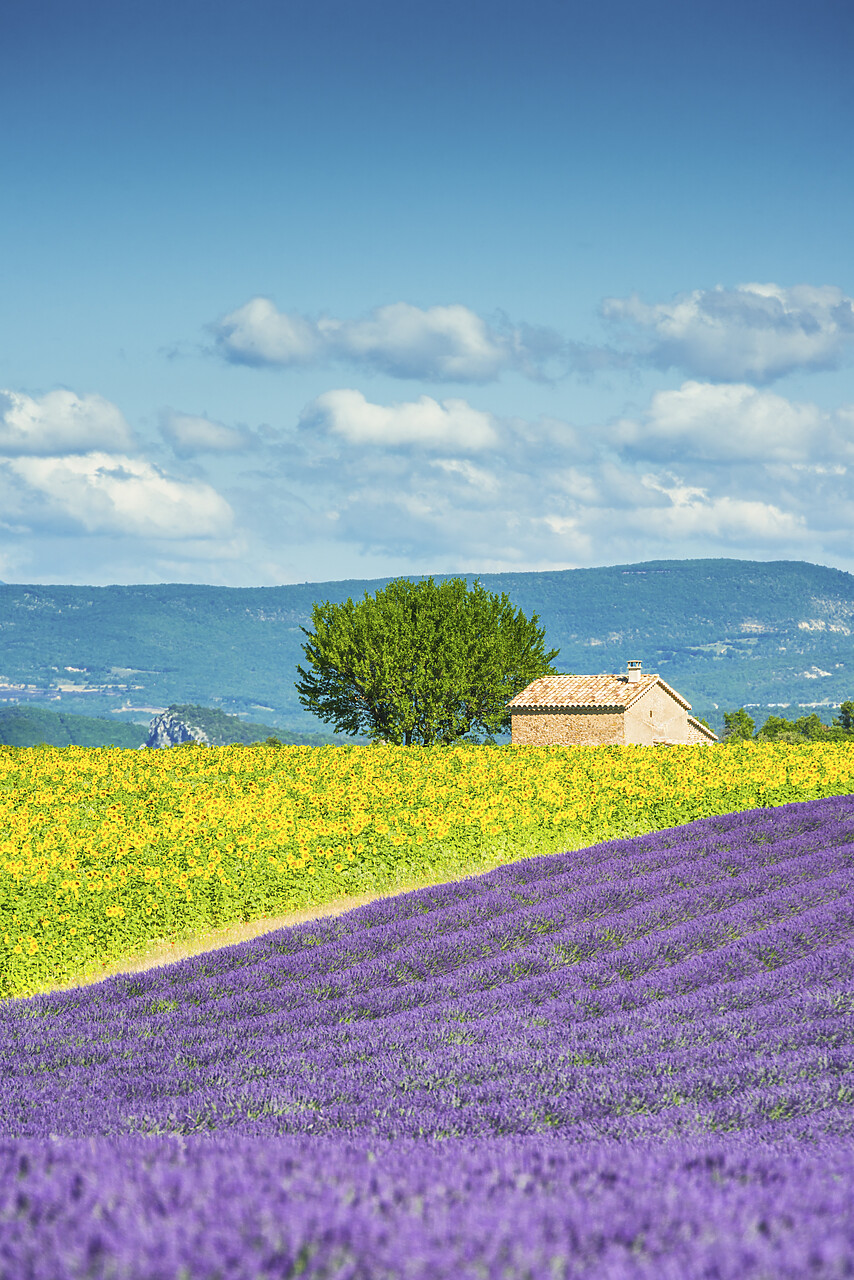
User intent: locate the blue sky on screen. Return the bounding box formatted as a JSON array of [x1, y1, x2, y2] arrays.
[[1, 0, 853, 585]]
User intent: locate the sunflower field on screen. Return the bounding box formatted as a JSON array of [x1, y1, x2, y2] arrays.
[[2, 740, 854, 998]]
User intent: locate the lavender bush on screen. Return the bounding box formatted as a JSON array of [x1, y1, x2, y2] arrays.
[[1, 797, 853, 1276]]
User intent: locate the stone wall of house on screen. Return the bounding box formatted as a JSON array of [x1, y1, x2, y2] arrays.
[[624, 683, 690, 745], [510, 709, 625, 746], [686, 718, 716, 745]]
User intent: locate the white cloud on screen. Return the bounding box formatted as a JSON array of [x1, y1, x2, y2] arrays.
[[8, 452, 233, 538], [550, 465, 603, 506], [613, 381, 842, 463], [288, 379, 847, 575], [4, 380, 853, 585], [637, 475, 807, 542], [541, 513, 583, 537], [602, 283, 854, 382], [0, 390, 135, 456], [327, 302, 506, 381], [212, 297, 322, 367], [302, 389, 498, 450], [212, 297, 564, 382], [160, 410, 254, 457]]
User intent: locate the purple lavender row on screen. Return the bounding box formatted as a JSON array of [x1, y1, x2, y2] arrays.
[[255, 834, 854, 984], [14, 813, 851, 1041], [1, 895, 851, 1138], [6, 891, 852, 1069], [13, 956, 847, 1131], [1, 798, 853, 1275], [5, 854, 851, 1073], [1, 1133, 852, 1279], [119, 870, 854, 1030], [134, 798, 844, 974], [189, 799, 854, 967]]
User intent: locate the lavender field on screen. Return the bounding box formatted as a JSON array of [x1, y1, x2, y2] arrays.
[[2, 796, 854, 1277]]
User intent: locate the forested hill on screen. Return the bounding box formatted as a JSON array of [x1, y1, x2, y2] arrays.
[[0, 558, 852, 737]]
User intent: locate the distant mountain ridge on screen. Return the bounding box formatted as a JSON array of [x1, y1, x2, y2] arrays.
[[0, 704, 343, 749], [0, 559, 852, 736]]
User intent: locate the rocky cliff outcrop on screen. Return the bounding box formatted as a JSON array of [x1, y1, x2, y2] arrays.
[[141, 711, 210, 749]]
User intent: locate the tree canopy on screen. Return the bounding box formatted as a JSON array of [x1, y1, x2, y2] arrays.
[[722, 703, 854, 744], [295, 576, 559, 745], [722, 708, 755, 741], [835, 700, 854, 733]]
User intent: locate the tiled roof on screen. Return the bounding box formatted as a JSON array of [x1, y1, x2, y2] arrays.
[[507, 673, 691, 711]]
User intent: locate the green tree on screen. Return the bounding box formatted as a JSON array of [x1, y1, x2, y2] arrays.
[[755, 713, 793, 742], [295, 576, 559, 745], [792, 713, 827, 741], [834, 700, 854, 733], [722, 708, 755, 741], [756, 712, 828, 743]]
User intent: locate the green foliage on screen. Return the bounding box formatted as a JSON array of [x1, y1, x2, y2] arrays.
[[722, 708, 755, 741], [834, 700, 854, 732], [756, 712, 828, 743], [722, 705, 854, 744], [296, 577, 559, 745], [0, 706, 143, 748]]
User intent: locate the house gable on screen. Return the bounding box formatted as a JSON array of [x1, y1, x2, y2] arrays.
[[687, 715, 718, 744], [623, 679, 692, 745]]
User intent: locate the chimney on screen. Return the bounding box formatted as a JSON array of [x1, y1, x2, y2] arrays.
[[626, 660, 642, 683]]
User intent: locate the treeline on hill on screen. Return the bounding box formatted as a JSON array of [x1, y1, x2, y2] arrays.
[[0, 707, 143, 748], [722, 701, 854, 743], [0, 704, 344, 749]]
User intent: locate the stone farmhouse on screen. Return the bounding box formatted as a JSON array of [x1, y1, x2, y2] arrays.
[[507, 661, 718, 747]]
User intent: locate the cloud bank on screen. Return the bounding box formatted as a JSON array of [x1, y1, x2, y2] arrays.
[[211, 298, 565, 382], [2, 376, 852, 585], [0, 390, 234, 550], [210, 282, 854, 389], [270, 378, 852, 575], [7, 453, 233, 539], [602, 283, 854, 382], [612, 381, 851, 463]]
